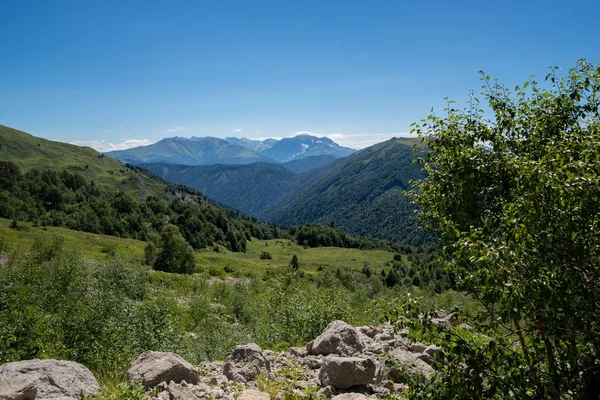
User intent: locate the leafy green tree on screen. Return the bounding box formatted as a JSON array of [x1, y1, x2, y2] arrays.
[[145, 224, 196, 274], [411, 61, 600, 398]]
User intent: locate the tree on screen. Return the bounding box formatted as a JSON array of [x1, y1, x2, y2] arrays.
[[289, 254, 300, 275], [145, 224, 196, 274], [411, 61, 600, 398]]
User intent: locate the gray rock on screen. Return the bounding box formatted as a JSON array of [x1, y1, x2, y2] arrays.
[[209, 374, 229, 385], [318, 357, 377, 389], [288, 346, 308, 357], [0, 376, 36, 400], [128, 351, 200, 389], [424, 345, 444, 361], [237, 389, 270, 400], [0, 359, 99, 400], [308, 320, 365, 356], [415, 353, 435, 365], [168, 383, 201, 400], [317, 386, 337, 398], [223, 343, 271, 383], [409, 343, 427, 353], [386, 349, 433, 379], [331, 394, 375, 400]]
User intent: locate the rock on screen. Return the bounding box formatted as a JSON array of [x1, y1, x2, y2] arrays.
[[223, 343, 271, 383], [0, 359, 99, 400], [459, 323, 473, 331], [331, 394, 375, 400], [237, 389, 270, 400], [409, 343, 427, 353], [209, 375, 229, 385], [127, 351, 200, 389], [308, 320, 365, 356], [415, 353, 435, 365], [317, 386, 337, 398], [386, 349, 433, 379], [0, 377, 36, 400], [157, 391, 171, 400], [168, 383, 202, 399], [288, 346, 308, 357], [424, 345, 444, 361], [318, 357, 377, 389], [298, 357, 323, 369]]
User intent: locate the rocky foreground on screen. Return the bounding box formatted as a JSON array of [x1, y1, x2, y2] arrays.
[[0, 313, 459, 400]]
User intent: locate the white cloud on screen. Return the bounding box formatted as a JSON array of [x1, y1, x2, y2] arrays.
[[164, 126, 184, 133], [120, 126, 124, 130], [71, 139, 153, 152], [232, 128, 243, 132]]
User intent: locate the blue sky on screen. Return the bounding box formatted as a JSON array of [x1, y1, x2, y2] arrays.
[[1, 0, 599, 150]]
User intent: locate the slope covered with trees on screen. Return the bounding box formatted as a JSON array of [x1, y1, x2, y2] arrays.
[[271, 137, 431, 245], [0, 126, 280, 253]]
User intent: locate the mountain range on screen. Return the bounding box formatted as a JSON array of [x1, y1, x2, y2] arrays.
[[106, 134, 355, 167], [143, 137, 431, 245]]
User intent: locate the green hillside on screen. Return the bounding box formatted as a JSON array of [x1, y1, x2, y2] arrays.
[[0, 125, 164, 196], [271, 137, 432, 245], [143, 162, 303, 220]]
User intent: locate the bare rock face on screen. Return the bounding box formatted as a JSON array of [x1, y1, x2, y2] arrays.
[[318, 357, 377, 389], [308, 320, 365, 356], [223, 343, 271, 383], [0, 359, 99, 400], [127, 351, 200, 389]]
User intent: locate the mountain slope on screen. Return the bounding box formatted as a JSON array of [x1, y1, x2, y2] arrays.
[[281, 155, 337, 173], [143, 162, 304, 220], [270, 137, 431, 245], [225, 137, 278, 152], [0, 124, 165, 195], [0, 125, 279, 252], [106, 136, 273, 165], [262, 135, 355, 162]]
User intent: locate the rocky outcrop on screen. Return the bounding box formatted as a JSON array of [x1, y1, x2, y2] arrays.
[[307, 320, 365, 356], [0, 359, 99, 400], [319, 357, 377, 389], [127, 351, 200, 389], [223, 343, 271, 383], [130, 319, 446, 400]]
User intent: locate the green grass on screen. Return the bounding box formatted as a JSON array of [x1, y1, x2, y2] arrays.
[[0, 218, 146, 263], [0, 218, 396, 276], [200, 239, 394, 277]]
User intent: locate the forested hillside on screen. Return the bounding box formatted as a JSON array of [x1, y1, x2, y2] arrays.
[[271, 138, 431, 245], [0, 126, 280, 253], [143, 162, 302, 220]]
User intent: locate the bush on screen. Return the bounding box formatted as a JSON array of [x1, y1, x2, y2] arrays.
[[145, 224, 196, 274], [259, 251, 272, 260]]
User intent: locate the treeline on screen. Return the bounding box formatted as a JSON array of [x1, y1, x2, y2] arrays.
[[0, 161, 280, 252], [290, 223, 437, 253]]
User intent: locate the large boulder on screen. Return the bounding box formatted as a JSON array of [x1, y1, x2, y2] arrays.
[[127, 351, 200, 389], [223, 343, 271, 383], [318, 356, 377, 389], [308, 320, 365, 356], [0, 359, 99, 400], [385, 349, 433, 380]]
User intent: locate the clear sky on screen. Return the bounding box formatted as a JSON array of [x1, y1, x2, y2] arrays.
[[1, 0, 599, 150]]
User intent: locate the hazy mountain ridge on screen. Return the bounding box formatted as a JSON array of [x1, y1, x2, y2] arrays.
[[106, 136, 275, 166]]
